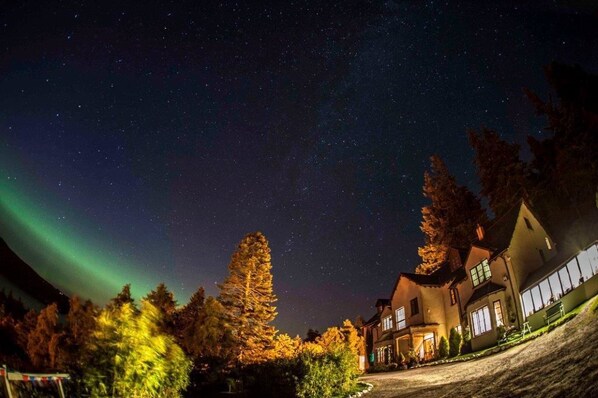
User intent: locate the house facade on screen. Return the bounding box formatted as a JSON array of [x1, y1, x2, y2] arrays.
[[366, 199, 598, 362]]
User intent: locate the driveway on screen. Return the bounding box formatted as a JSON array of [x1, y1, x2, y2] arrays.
[[361, 302, 598, 398]]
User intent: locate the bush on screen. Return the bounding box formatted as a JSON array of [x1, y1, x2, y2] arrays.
[[438, 336, 449, 359], [296, 347, 360, 398], [449, 328, 462, 357], [406, 350, 419, 368]]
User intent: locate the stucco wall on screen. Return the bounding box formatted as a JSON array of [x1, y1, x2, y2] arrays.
[[391, 277, 423, 329], [469, 290, 507, 351]]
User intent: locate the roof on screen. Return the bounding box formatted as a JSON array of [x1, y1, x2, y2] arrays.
[[464, 281, 506, 308], [364, 312, 380, 327], [376, 330, 394, 343], [401, 263, 456, 287], [521, 240, 597, 291], [474, 201, 522, 254]]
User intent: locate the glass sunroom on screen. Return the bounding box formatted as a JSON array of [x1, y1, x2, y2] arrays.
[[520, 241, 598, 328]]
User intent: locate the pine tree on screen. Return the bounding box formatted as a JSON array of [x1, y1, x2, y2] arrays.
[[469, 128, 527, 218], [145, 283, 177, 317], [108, 284, 135, 310], [175, 286, 205, 343], [218, 232, 277, 365], [417, 156, 487, 274], [525, 62, 598, 239]]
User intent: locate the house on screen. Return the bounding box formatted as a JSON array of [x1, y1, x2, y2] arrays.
[[361, 298, 390, 368], [369, 249, 464, 364], [455, 200, 557, 351]]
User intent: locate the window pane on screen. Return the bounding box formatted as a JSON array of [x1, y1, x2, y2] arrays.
[[539, 279, 552, 306], [567, 259, 582, 288], [587, 244, 598, 275], [494, 301, 504, 327], [471, 268, 479, 287], [558, 267, 572, 294], [483, 260, 491, 279], [548, 273, 563, 299], [577, 250, 593, 282], [522, 290, 534, 317], [482, 306, 491, 333], [531, 286, 543, 311], [472, 311, 480, 336]]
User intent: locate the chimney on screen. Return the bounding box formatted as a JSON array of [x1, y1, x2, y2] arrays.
[[476, 224, 485, 241]]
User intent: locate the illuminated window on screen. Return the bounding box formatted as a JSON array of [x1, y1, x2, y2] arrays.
[[450, 288, 458, 305], [545, 237, 552, 250], [470, 259, 491, 287], [382, 316, 393, 331], [493, 300, 504, 327], [567, 258, 582, 288], [471, 306, 491, 337], [576, 249, 594, 282], [396, 307, 406, 330], [521, 290, 533, 317], [548, 272, 563, 299], [410, 298, 419, 316]]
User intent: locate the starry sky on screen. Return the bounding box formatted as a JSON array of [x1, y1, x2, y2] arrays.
[[1, 1, 598, 336]]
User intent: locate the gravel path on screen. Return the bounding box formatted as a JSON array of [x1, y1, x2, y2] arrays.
[[361, 301, 598, 398]]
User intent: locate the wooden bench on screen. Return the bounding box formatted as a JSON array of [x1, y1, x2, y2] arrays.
[[544, 302, 564, 325]]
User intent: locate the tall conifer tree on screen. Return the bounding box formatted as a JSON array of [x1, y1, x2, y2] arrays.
[[469, 128, 527, 218], [417, 156, 487, 274], [218, 232, 277, 365]]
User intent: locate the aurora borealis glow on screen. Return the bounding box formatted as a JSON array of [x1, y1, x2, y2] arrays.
[[2, 1, 598, 336]]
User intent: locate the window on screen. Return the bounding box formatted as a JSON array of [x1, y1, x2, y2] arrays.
[[558, 267, 572, 294], [521, 290, 534, 317], [471, 306, 491, 337], [587, 244, 598, 275], [576, 249, 594, 282], [493, 300, 504, 327], [455, 325, 462, 335], [524, 217, 533, 230], [548, 272, 563, 299], [382, 316, 393, 331], [396, 307, 406, 330], [470, 259, 491, 287], [545, 236, 552, 250], [410, 298, 419, 316], [531, 286, 543, 311], [450, 288, 458, 305], [567, 258, 582, 288], [539, 279, 552, 306]]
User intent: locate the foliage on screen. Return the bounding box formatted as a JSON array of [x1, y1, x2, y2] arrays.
[[469, 128, 527, 218], [83, 301, 191, 397], [295, 347, 359, 398], [449, 327, 462, 357], [304, 328, 321, 342], [108, 284, 135, 310], [27, 303, 59, 369], [438, 336, 449, 359], [398, 351, 406, 365], [417, 155, 487, 274], [144, 283, 177, 323], [218, 232, 278, 365]]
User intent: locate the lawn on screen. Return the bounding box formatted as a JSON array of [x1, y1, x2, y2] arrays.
[[361, 297, 598, 398]]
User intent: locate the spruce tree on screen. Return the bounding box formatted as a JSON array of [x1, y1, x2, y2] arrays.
[[417, 155, 487, 274], [469, 128, 527, 218], [108, 284, 135, 310], [27, 303, 59, 369], [218, 232, 277, 365]]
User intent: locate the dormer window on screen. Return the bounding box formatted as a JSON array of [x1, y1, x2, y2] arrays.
[[470, 259, 491, 287]]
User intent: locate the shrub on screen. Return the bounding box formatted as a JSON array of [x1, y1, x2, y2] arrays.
[[296, 347, 360, 398], [438, 336, 449, 359], [449, 328, 462, 357], [406, 350, 419, 368]]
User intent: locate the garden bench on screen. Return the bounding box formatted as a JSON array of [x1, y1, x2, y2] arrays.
[[544, 302, 564, 325]]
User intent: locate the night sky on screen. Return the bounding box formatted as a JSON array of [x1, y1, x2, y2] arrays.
[[1, 1, 597, 336]]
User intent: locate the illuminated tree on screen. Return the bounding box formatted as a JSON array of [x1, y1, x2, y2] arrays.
[[469, 128, 527, 218], [145, 282, 177, 317], [218, 232, 277, 365], [417, 155, 487, 274], [15, 309, 37, 351], [340, 320, 364, 356], [269, 333, 302, 360], [27, 303, 59, 369], [84, 301, 191, 397]]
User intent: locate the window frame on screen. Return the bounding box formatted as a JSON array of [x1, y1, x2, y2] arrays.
[[493, 300, 504, 327], [396, 307, 406, 330], [470, 259, 491, 288], [471, 305, 492, 337]]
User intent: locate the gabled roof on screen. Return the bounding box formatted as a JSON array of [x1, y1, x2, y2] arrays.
[[389, 262, 462, 301], [464, 281, 506, 308], [364, 312, 380, 326], [472, 199, 548, 259]]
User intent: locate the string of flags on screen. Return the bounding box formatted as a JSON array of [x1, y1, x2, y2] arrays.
[[1, 367, 69, 383]]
